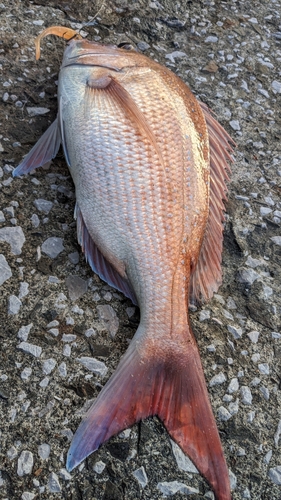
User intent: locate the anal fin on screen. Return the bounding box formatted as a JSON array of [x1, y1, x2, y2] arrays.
[[76, 204, 137, 305], [13, 117, 61, 177]]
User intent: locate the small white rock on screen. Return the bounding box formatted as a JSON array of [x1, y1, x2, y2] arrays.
[[48, 328, 59, 337], [217, 406, 232, 421], [76, 357, 108, 377], [31, 214, 40, 228], [165, 51, 187, 63], [240, 386, 252, 405], [205, 36, 218, 43], [229, 120, 240, 131], [18, 324, 33, 341], [58, 362, 67, 377], [229, 469, 237, 490], [21, 367, 32, 381], [245, 256, 263, 268], [27, 107, 50, 116], [7, 446, 18, 460], [59, 468, 72, 480], [71, 304, 84, 315], [260, 386, 270, 400], [63, 344, 71, 357], [238, 268, 260, 285], [209, 372, 226, 387], [132, 466, 148, 488], [247, 331, 259, 343], [264, 450, 272, 464], [0, 254, 12, 285], [170, 440, 199, 473], [271, 236, 281, 246], [258, 363, 270, 375], [48, 472, 61, 493], [251, 353, 260, 363], [260, 206, 272, 216], [223, 394, 233, 403], [227, 325, 243, 339], [8, 295, 22, 315], [18, 342, 42, 358], [38, 443, 51, 460], [42, 358, 57, 375], [62, 334, 77, 343], [272, 80, 281, 94], [247, 411, 255, 422], [84, 328, 96, 337], [17, 342, 42, 358], [47, 320, 59, 328], [0, 226, 26, 255], [268, 466, 281, 485], [34, 199, 53, 214], [274, 420, 281, 447], [242, 487, 251, 498], [19, 282, 29, 299], [199, 309, 211, 321], [17, 450, 34, 476], [228, 399, 239, 415], [21, 493, 35, 500], [93, 460, 106, 474], [157, 481, 199, 496], [39, 377, 49, 388], [42, 237, 64, 259], [228, 378, 239, 394]]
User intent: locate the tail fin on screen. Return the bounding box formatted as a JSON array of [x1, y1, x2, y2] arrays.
[[67, 334, 231, 500]]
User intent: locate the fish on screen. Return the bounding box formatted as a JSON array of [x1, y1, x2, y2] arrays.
[[13, 26, 235, 500]]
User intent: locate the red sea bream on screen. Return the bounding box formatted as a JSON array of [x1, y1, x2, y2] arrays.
[[13, 27, 235, 500]]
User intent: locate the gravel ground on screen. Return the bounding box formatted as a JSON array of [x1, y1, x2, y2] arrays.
[[1, 0, 281, 499]]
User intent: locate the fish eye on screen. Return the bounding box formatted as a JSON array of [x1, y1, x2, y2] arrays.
[[117, 42, 134, 50]]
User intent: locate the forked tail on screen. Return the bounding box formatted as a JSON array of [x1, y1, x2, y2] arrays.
[[67, 330, 231, 500]]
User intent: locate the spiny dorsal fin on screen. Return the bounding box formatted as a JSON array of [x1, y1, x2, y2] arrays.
[[189, 102, 235, 304]]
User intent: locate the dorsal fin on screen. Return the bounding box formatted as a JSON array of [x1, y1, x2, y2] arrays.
[[189, 103, 236, 304]]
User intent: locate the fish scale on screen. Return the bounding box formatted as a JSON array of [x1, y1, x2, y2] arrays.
[[13, 27, 236, 500], [77, 89, 181, 268], [62, 68, 201, 336]]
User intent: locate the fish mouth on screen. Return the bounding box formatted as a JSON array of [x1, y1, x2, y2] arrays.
[[62, 51, 131, 71], [61, 60, 121, 72], [68, 52, 117, 58]]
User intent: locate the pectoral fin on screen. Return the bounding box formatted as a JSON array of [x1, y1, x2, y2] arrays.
[[13, 118, 61, 177]]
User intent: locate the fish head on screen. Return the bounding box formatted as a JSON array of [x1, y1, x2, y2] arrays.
[[34, 26, 161, 88], [61, 37, 149, 73], [34, 25, 151, 74]]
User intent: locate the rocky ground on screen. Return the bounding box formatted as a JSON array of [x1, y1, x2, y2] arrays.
[[1, 0, 281, 499]]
